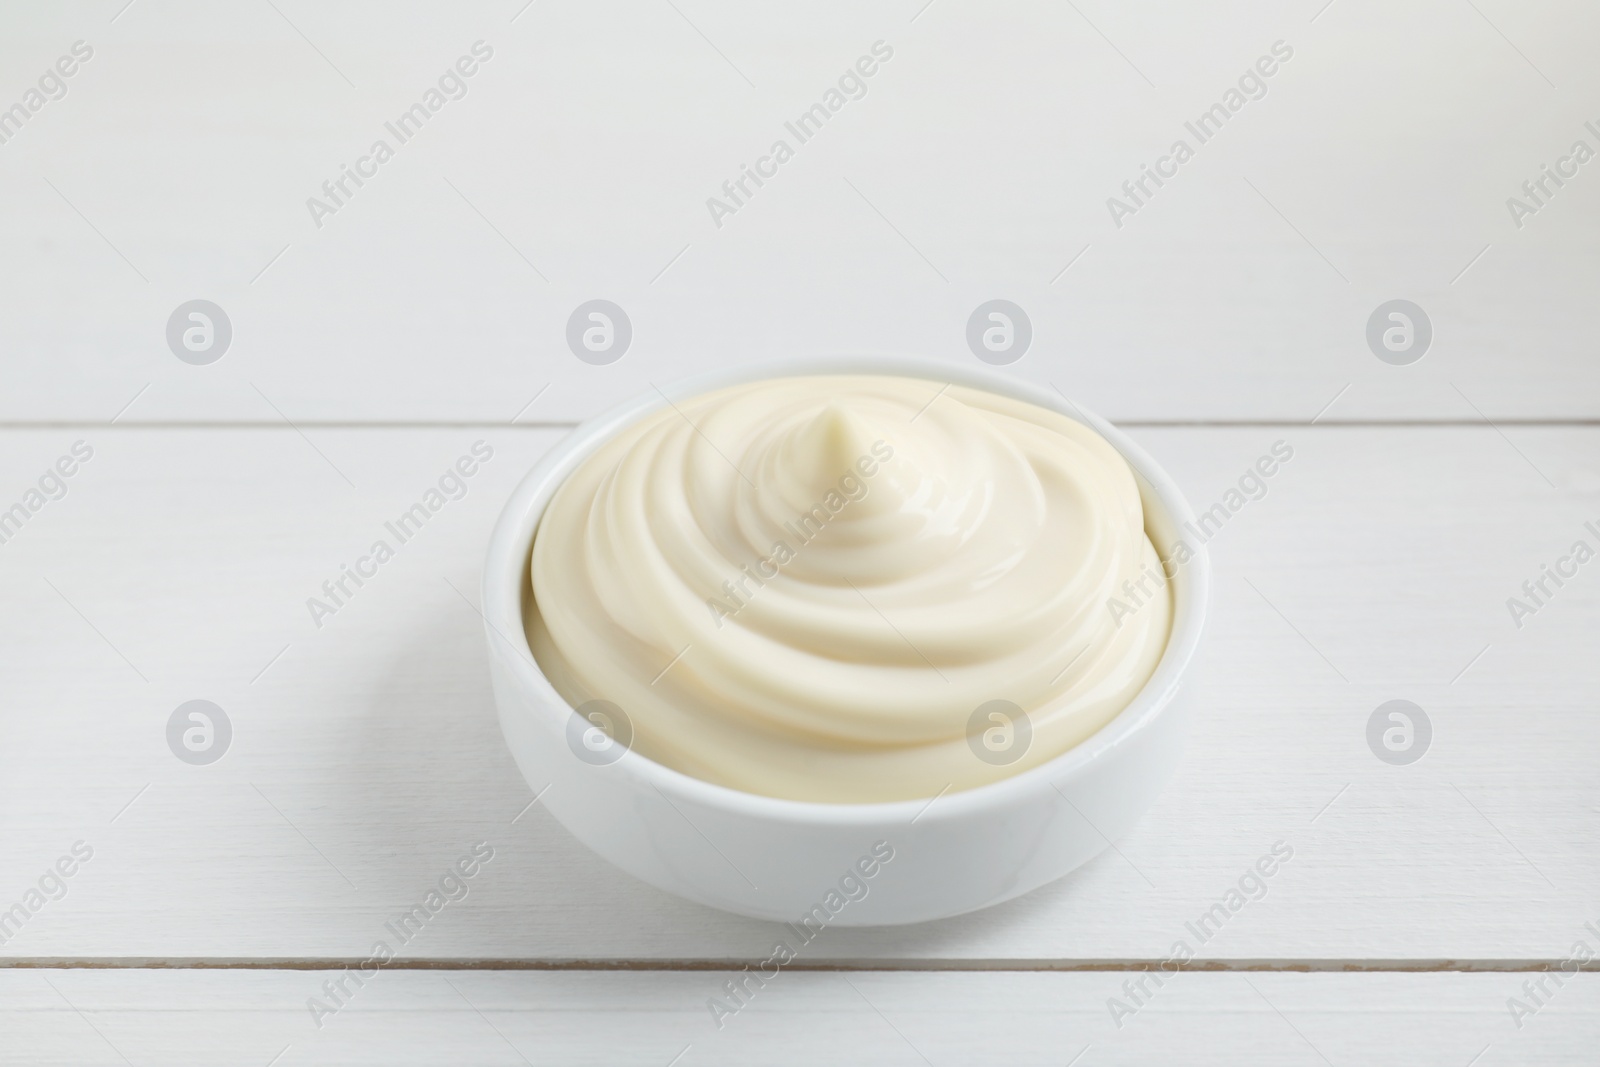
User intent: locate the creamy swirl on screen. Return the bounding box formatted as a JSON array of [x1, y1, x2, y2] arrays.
[[528, 375, 1171, 803]]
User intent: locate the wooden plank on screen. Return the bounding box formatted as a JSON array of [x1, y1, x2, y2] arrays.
[[2, 969, 1595, 1065], [0, 424, 1595, 962], [1, 2, 1597, 424]]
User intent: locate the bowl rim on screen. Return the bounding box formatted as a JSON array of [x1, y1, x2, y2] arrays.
[[482, 354, 1210, 826]]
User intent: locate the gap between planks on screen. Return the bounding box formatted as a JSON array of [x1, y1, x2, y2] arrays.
[[1, 958, 1597, 973], [2, 420, 1598, 430]]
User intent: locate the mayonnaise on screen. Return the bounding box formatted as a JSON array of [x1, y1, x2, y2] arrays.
[[528, 375, 1172, 803]]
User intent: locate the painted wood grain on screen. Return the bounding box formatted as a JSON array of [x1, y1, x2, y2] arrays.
[[3, 969, 1596, 1065], [0, 425, 1594, 962], [1, 1, 1596, 424]]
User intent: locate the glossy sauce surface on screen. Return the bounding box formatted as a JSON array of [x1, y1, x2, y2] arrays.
[[529, 375, 1172, 802]]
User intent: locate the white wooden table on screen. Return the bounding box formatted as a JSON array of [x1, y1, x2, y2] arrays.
[[2, 1, 1597, 1063]]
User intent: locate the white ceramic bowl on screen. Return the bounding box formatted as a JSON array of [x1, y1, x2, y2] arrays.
[[482, 356, 1209, 925]]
